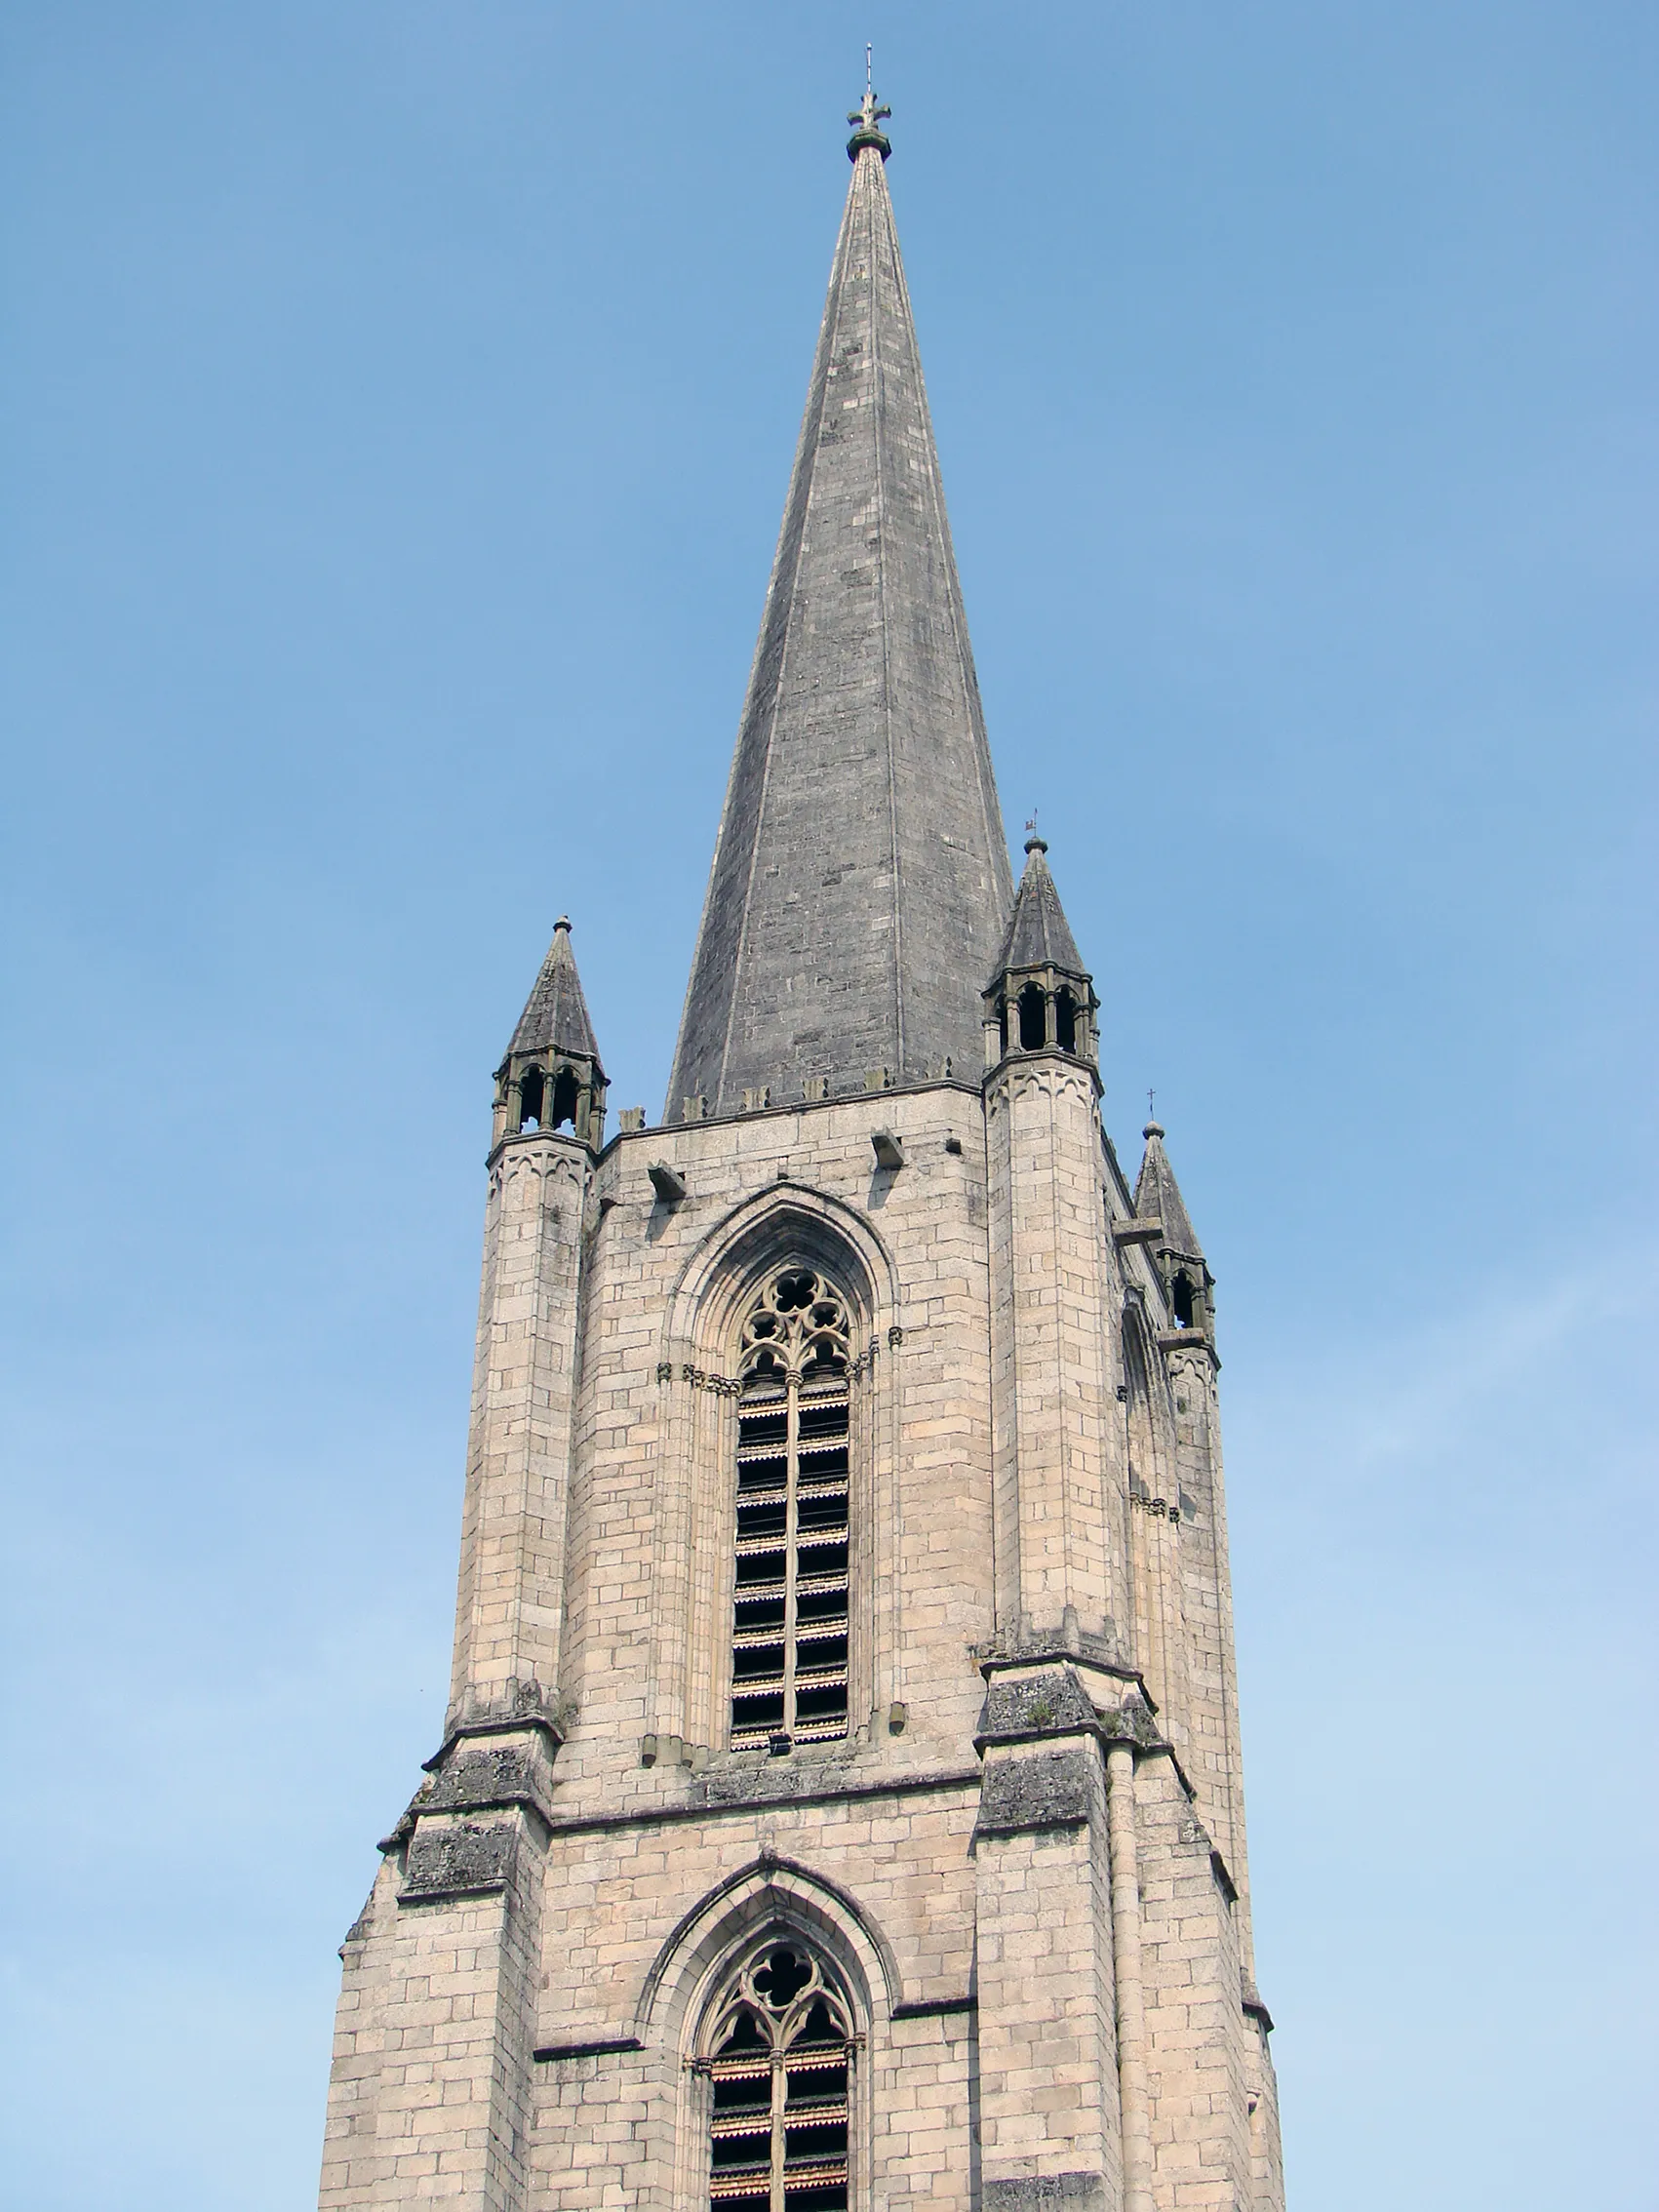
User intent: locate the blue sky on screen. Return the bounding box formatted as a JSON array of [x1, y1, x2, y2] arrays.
[[1, 4, 1654, 2206]]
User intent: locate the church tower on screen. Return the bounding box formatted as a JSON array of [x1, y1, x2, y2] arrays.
[[318, 88, 1285, 2212]]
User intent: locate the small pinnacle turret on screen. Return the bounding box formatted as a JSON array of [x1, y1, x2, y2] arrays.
[[982, 836, 1100, 1070], [1135, 1119, 1215, 1338], [494, 917, 608, 1148]]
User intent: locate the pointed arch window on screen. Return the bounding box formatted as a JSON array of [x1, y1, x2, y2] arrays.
[[705, 1938, 853, 2212], [730, 1269, 851, 1751]]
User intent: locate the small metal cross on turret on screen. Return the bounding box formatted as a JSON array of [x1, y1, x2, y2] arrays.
[[848, 47, 892, 160]]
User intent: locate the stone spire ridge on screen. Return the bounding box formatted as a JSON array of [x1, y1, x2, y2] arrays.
[[993, 834, 1087, 981], [507, 916, 600, 1065], [665, 99, 1014, 1121], [1134, 1120, 1203, 1259]]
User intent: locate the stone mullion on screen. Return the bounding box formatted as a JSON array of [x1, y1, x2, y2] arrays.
[[770, 2045, 786, 2212], [689, 1382, 729, 1755], [782, 1374, 801, 1737], [872, 1343, 899, 1737]]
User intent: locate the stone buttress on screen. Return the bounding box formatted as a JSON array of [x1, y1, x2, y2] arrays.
[[317, 87, 1285, 2212]]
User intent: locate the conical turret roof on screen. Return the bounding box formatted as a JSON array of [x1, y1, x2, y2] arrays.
[[993, 837, 1086, 980], [666, 111, 1013, 1118], [506, 918, 601, 1068], [1133, 1122, 1203, 1258]]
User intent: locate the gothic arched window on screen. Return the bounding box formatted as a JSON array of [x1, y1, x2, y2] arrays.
[[730, 1268, 851, 1751], [705, 1938, 852, 2212]]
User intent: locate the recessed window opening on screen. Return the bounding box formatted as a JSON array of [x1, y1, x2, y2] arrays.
[[1017, 983, 1047, 1050], [518, 1068, 544, 1129], [1054, 988, 1078, 1053], [549, 1067, 580, 1131], [1172, 1270, 1196, 1329], [707, 1939, 851, 2212], [731, 1268, 851, 1752], [997, 998, 1009, 1056], [1121, 1315, 1151, 1411]]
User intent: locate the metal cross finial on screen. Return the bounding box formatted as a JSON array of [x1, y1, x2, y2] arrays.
[[1148, 1088, 1156, 1122], [848, 47, 891, 140]]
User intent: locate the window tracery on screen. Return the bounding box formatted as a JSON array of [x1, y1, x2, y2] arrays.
[[705, 1938, 852, 2212], [730, 1268, 851, 1751]]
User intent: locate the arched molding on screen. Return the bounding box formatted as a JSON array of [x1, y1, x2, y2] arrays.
[[652, 1858, 890, 2212], [659, 1181, 897, 1375], [634, 1854, 898, 2050], [648, 1185, 904, 1761]]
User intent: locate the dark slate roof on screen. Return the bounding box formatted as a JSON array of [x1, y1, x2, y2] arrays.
[[665, 136, 1014, 1118], [1133, 1123, 1203, 1258], [993, 838, 1086, 981], [506, 918, 601, 1067]]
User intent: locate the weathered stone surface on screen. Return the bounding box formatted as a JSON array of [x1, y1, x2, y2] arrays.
[[1134, 1119, 1203, 1259], [401, 1817, 519, 1899], [974, 1749, 1095, 1837], [984, 2175, 1107, 2212], [509, 916, 600, 1063], [425, 1744, 551, 1819], [992, 839, 1087, 980], [666, 142, 1014, 1119], [975, 1666, 1099, 1744]]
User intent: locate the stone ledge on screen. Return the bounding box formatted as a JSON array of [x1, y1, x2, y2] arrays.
[[890, 1995, 976, 2020], [533, 2035, 644, 2064], [593, 1075, 986, 1154], [541, 1765, 982, 1839]]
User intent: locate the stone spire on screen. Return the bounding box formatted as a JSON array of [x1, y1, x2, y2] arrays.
[[493, 917, 607, 1148], [993, 833, 1087, 980], [665, 99, 1013, 1121], [1133, 1120, 1200, 1256], [507, 916, 600, 1064]]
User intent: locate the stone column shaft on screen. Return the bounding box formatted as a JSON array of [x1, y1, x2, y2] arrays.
[[1106, 1742, 1154, 2212], [987, 1053, 1122, 1639], [449, 1131, 589, 1719]]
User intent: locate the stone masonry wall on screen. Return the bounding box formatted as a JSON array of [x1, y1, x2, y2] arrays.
[[319, 1076, 1283, 2210]]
